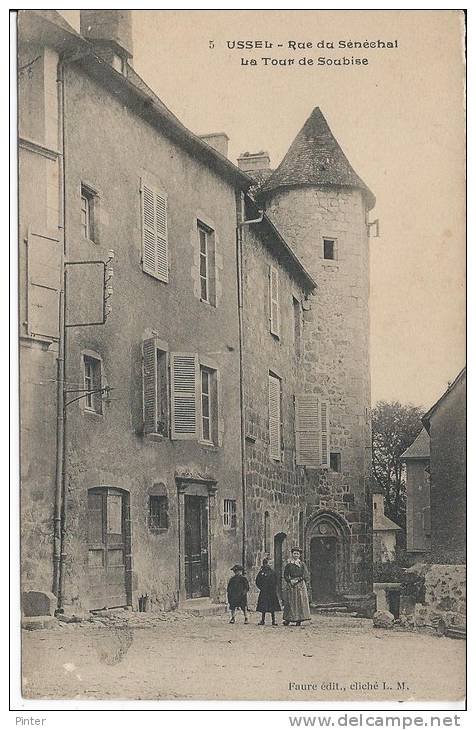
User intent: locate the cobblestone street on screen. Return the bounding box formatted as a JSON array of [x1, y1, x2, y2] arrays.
[[22, 611, 466, 702]]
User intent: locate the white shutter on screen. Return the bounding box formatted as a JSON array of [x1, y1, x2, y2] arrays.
[[295, 394, 321, 467], [26, 228, 61, 339], [269, 265, 280, 336], [320, 400, 330, 468], [171, 353, 198, 439], [141, 179, 169, 282], [268, 374, 281, 460], [142, 337, 158, 433]]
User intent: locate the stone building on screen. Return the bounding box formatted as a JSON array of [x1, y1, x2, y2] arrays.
[[400, 428, 431, 559], [19, 10, 250, 611], [238, 194, 316, 597], [245, 107, 376, 609], [19, 10, 376, 615], [372, 491, 401, 563], [422, 367, 466, 564]]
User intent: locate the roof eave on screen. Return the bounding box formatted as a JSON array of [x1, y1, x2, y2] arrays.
[[422, 366, 467, 428], [260, 212, 317, 291]]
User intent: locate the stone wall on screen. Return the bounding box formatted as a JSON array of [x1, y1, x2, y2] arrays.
[[414, 564, 466, 631]]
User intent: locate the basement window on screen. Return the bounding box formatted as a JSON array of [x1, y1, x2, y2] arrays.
[[223, 499, 237, 530], [149, 495, 169, 530], [323, 238, 336, 261]]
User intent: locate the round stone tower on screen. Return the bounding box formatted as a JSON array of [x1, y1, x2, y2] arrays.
[[257, 107, 375, 609]]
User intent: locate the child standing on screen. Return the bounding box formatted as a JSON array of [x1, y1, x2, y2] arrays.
[[256, 558, 281, 626], [227, 564, 249, 624]]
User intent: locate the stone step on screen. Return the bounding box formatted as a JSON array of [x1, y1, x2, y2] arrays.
[[179, 598, 227, 617], [311, 604, 349, 614]]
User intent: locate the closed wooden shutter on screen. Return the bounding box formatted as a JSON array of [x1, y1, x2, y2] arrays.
[[268, 373, 281, 460], [295, 394, 320, 467], [142, 337, 158, 433], [320, 400, 330, 468], [171, 353, 198, 439], [269, 265, 280, 336], [26, 228, 61, 339], [141, 179, 169, 282]]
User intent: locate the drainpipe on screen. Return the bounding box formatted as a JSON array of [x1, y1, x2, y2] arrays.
[[52, 59, 67, 609], [236, 200, 264, 569]]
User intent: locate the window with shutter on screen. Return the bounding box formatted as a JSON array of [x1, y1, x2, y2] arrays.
[[269, 265, 280, 337], [294, 394, 320, 467], [171, 353, 198, 439], [268, 373, 282, 460], [320, 400, 330, 468], [142, 337, 169, 436], [141, 179, 169, 282]]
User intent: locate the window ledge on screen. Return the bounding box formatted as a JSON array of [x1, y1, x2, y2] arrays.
[[224, 527, 237, 532], [149, 527, 169, 534], [199, 440, 219, 451], [83, 409, 104, 419], [144, 432, 168, 442]]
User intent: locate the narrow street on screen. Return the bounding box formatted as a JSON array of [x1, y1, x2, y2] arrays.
[[22, 611, 465, 701]]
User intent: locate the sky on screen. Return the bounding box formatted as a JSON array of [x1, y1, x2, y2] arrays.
[[127, 9, 465, 410]]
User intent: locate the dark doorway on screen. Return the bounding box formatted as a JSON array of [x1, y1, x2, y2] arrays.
[[184, 495, 210, 598], [88, 487, 130, 610], [310, 536, 337, 604], [273, 532, 287, 600]]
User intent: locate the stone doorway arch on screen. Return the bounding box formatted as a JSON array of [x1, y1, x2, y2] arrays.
[[305, 511, 350, 605]]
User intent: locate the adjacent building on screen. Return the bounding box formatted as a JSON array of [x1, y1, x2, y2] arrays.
[[422, 367, 466, 564], [372, 490, 401, 563], [400, 428, 431, 559], [19, 10, 377, 614]]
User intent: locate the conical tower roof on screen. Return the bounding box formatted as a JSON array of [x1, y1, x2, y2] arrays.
[[257, 107, 375, 209]]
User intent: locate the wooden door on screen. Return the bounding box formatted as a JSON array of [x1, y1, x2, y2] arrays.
[[310, 536, 337, 604], [88, 488, 128, 610], [184, 495, 209, 598]]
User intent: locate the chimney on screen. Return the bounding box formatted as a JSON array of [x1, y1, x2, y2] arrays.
[[237, 151, 271, 174], [81, 10, 133, 70], [199, 133, 229, 158]]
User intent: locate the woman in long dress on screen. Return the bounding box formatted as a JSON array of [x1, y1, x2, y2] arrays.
[[282, 546, 311, 626]]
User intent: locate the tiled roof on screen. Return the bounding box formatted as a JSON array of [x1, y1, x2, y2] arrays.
[[257, 107, 375, 208], [373, 513, 401, 532], [400, 429, 430, 460]]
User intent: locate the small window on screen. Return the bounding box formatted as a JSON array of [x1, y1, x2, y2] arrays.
[[81, 184, 97, 242], [293, 296, 302, 358], [330, 452, 341, 473], [269, 265, 280, 336], [224, 499, 237, 529], [149, 495, 169, 530], [323, 238, 336, 260], [200, 365, 218, 443], [83, 355, 102, 414], [264, 511, 270, 554], [198, 222, 216, 306]]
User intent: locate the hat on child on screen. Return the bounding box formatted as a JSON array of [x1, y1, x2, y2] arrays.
[[290, 546, 303, 554], [231, 564, 244, 572]]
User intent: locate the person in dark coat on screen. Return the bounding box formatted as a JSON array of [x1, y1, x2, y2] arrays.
[[227, 564, 249, 624], [256, 558, 281, 626]]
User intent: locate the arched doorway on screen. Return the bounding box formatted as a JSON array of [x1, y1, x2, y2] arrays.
[[306, 511, 350, 605], [273, 532, 287, 600]]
